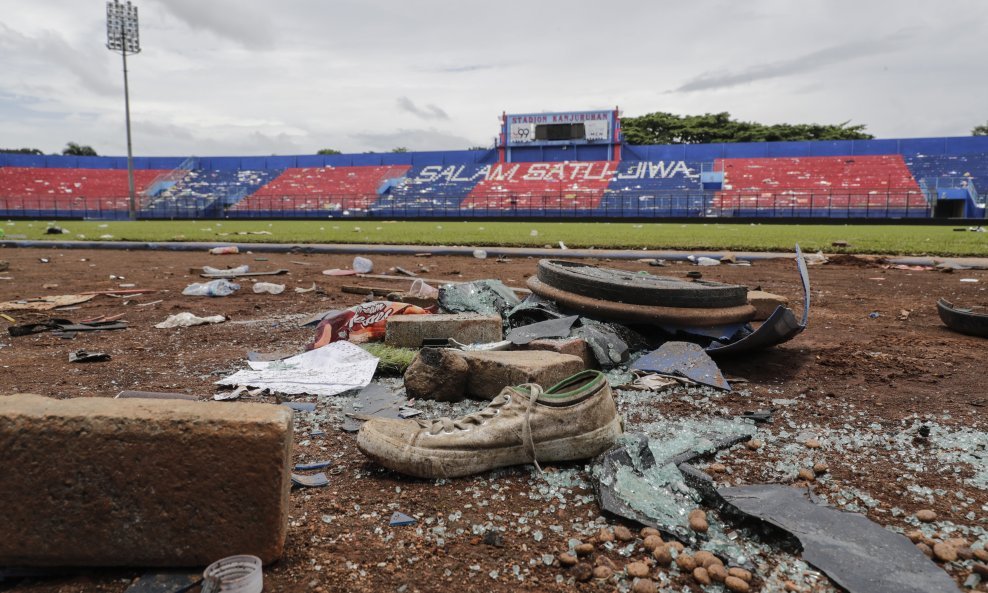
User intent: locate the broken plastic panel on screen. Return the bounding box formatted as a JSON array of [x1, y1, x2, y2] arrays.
[[707, 244, 810, 355], [505, 315, 579, 345], [631, 341, 731, 391], [390, 511, 417, 526], [341, 383, 408, 432], [290, 473, 328, 488], [718, 485, 960, 593], [438, 279, 520, 317]]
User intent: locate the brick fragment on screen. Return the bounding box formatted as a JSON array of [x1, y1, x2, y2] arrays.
[[0, 393, 293, 566]]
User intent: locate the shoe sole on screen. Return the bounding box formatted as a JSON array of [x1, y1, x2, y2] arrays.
[[357, 416, 623, 479]]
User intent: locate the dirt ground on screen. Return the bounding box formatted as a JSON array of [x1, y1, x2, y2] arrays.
[[1, 245, 986, 593]]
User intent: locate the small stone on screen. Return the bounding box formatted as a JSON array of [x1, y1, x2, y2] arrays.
[[693, 551, 716, 566], [957, 546, 974, 561], [675, 554, 696, 571], [797, 468, 815, 482], [804, 438, 821, 449], [558, 552, 578, 567], [652, 545, 672, 566], [813, 462, 829, 474], [640, 527, 661, 538], [597, 527, 615, 543], [783, 581, 802, 592], [596, 556, 617, 570], [916, 542, 933, 557], [728, 567, 752, 582], [575, 543, 594, 556], [667, 541, 685, 553], [708, 563, 728, 582], [745, 439, 762, 450], [933, 542, 957, 562], [572, 563, 593, 582], [592, 566, 613, 580], [974, 548, 988, 563], [905, 530, 924, 543], [627, 562, 650, 578], [688, 509, 709, 533], [631, 578, 657, 593], [946, 537, 970, 548], [693, 567, 711, 585], [707, 463, 727, 473], [643, 535, 664, 551], [973, 563, 988, 577], [725, 575, 751, 592], [915, 509, 937, 523], [613, 525, 634, 542]]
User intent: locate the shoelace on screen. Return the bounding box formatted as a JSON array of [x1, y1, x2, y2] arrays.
[[419, 385, 545, 474]]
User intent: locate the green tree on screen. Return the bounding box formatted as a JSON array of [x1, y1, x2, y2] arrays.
[[390, 147, 409, 153], [620, 112, 873, 145], [0, 147, 43, 155], [973, 122, 988, 136], [62, 142, 98, 156], [317, 148, 342, 155]]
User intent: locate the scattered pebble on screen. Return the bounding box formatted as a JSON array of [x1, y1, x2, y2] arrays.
[[597, 527, 615, 543], [613, 525, 634, 542], [707, 462, 727, 473], [745, 439, 762, 450], [812, 462, 829, 474], [905, 530, 924, 543], [916, 509, 937, 523], [693, 566, 711, 585], [708, 563, 728, 582], [725, 575, 751, 592], [973, 563, 988, 577], [575, 542, 594, 556], [728, 567, 752, 582], [974, 548, 988, 563], [675, 554, 696, 571], [640, 527, 660, 538], [631, 578, 657, 593], [626, 561, 650, 578], [642, 535, 664, 551], [572, 563, 593, 582], [558, 552, 578, 567], [783, 581, 803, 592], [797, 468, 815, 482], [933, 542, 958, 563], [804, 438, 821, 449], [688, 509, 709, 533], [592, 565, 613, 580], [652, 545, 672, 566], [916, 542, 933, 558]]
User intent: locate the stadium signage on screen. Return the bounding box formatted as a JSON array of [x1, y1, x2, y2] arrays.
[[412, 161, 697, 183], [508, 112, 610, 124]]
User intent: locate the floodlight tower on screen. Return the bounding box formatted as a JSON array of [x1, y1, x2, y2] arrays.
[[106, 0, 140, 219]]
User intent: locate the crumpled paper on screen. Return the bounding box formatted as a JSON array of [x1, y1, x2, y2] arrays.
[[217, 341, 378, 396]]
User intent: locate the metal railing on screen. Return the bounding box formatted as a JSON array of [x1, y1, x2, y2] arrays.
[[0, 188, 934, 220]]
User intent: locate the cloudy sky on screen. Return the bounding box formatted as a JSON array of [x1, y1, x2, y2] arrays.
[[1, 0, 986, 157]]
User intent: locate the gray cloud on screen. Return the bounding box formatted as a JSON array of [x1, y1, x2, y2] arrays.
[[0, 24, 117, 96], [349, 128, 478, 152], [148, 0, 274, 48], [396, 97, 449, 121], [674, 30, 915, 93]]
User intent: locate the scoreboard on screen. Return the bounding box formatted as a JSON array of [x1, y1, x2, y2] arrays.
[[502, 110, 617, 147]]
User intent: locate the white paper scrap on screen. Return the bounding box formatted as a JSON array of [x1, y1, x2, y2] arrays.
[[217, 341, 378, 396]]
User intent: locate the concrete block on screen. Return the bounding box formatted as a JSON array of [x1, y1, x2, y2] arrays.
[[458, 350, 586, 400], [404, 348, 470, 402], [385, 313, 502, 348], [0, 393, 293, 567], [747, 290, 789, 321], [525, 337, 598, 369]]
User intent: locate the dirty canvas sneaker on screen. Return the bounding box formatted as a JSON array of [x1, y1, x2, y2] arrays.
[[357, 370, 622, 478]]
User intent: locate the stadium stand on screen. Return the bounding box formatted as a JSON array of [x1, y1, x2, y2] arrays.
[[904, 153, 988, 197], [461, 162, 613, 214], [233, 165, 410, 215], [374, 164, 486, 214], [0, 167, 165, 217], [598, 160, 705, 217], [145, 169, 281, 217], [711, 155, 929, 217]]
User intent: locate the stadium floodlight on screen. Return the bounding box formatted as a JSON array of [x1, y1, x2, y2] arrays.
[[105, 0, 141, 219]]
